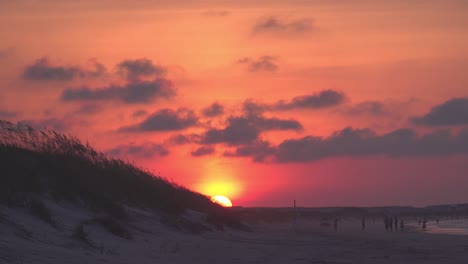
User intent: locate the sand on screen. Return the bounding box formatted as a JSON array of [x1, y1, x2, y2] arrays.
[[1, 203, 468, 264]]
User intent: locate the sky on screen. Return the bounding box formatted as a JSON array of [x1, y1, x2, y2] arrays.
[[1, 0, 468, 207]]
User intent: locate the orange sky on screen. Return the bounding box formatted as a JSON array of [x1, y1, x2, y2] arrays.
[[1, 0, 468, 207]]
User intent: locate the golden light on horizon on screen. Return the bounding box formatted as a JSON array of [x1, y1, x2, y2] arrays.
[[211, 195, 233, 207]]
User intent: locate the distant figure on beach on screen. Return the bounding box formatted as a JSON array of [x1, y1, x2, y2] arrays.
[[422, 219, 427, 231], [384, 217, 389, 232], [389, 217, 393, 232], [400, 219, 404, 232], [394, 217, 398, 230], [334, 218, 338, 232], [362, 217, 366, 231], [436, 218, 439, 224]]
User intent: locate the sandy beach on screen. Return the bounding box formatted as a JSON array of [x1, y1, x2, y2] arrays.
[[2, 203, 468, 264]]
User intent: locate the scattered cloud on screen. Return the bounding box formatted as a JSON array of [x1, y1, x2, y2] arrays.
[[19, 118, 68, 132], [22, 57, 106, 81], [132, 109, 148, 118], [61, 79, 175, 104], [200, 113, 302, 146], [273, 90, 346, 110], [117, 58, 166, 81], [223, 140, 275, 162], [237, 56, 278, 72], [234, 127, 468, 163], [201, 10, 230, 17], [74, 104, 103, 115], [253, 16, 316, 35], [166, 133, 201, 145], [202, 102, 224, 117], [343, 101, 389, 116], [411, 97, 468, 126], [201, 117, 260, 145], [119, 108, 198, 132], [191, 146, 215, 157], [107, 142, 169, 158], [0, 108, 18, 119]]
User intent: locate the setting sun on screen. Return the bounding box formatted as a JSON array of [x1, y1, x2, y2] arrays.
[[211, 195, 233, 207]]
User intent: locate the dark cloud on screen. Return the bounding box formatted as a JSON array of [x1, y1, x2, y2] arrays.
[[223, 140, 275, 162], [344, 101, 389, 116], [273, 90, 346, 110], [201, 10, 230, 17], [254, 116, 303, 131], [107, 142, 169, 158], [61, 79, 175, 104], [411, 98, 468, 126], [270, 127, 468, 163], [191, 146, 215, 157], [200, 114, 302, 145], [132, 109, 148, 118], [237, 56, 278, 72], [201, 117, 260, 145], [117, 58, 166, 81], [253, 16, 315, 34], [119, 108, 198, 132], [22, 57, 106, 81], [242, 99, 267, 116], [166, 133, 201, 145], [19, 118, 68, 132], [0, 109, 18, 119], [74, 104, 103, 115], [202, 102, 224, 117]]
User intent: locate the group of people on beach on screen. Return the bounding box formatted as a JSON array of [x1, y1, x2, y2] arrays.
[[383, 216, 404, 232]]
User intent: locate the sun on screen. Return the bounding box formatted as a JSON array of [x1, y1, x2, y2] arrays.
[[211, 195, 233, 207]]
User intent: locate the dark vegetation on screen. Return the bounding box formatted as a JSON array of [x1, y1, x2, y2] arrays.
[[0, 120, 243, 230]]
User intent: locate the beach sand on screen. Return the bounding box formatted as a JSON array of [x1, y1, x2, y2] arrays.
[[1, 204, 468, 264]]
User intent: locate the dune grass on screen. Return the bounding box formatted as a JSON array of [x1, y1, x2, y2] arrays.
[[0, 120, 242, 229]]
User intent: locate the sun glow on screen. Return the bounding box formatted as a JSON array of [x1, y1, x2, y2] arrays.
[[211, 195, 233, 207]]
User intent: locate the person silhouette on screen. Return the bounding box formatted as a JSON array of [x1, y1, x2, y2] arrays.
[[362, 217, 366, 231], [333, 218, 338, 232], [400, 219, 404, 232], [422, 219, 427, 232]]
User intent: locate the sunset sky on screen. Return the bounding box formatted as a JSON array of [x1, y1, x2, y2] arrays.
[[1, 0, 468, 207]]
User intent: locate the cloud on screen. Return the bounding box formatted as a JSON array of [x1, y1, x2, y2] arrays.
[[273, 90, 346, 110], [268, 127, 468, 163], [191, 146, 215, 157], [237, 56, 278, 72], [119, 108, 198, 132], [0, 109, 18, 119], [253, 16, 316, 35], [411, 98, 468, 126], [132, 109, 148, 118], [202, 102, 224, 117], [22, 57, 106, 81], [344, 101, 389, 116], [19, 118, 68, 131], [254, 116, 303, 131], [200, 114, 302, 145], [223, 140, 275, 162], [201, 117, 260, 145], [201, 10, 230, 17], [61, 79, 175, 104], [107, 142, 169, 158], [74, 104, 103, 115], [117, 58, 166, 81], [166, 133, 201, 145]]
